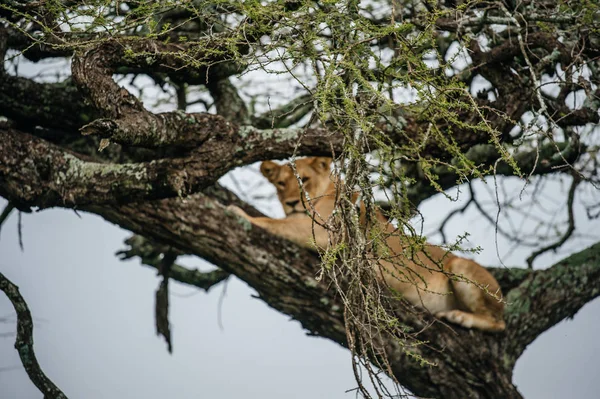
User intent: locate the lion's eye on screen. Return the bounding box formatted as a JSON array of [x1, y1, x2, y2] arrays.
[[277, 181, 285, 188], [301, 176, 309, 183]]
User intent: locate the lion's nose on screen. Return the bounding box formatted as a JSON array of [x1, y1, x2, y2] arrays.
[[286, 200, 300, 208]]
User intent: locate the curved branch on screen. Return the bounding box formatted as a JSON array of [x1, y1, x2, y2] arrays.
[[71, 38, 243, 148], [504, 242, 600, 368], [252, 93, 314, 129], [526, 174, 581, 268], [0, 272, 68, 399]]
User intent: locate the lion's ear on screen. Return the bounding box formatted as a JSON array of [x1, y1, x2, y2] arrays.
[[310, 157, 332, 173], [260, 161, 280, 183]]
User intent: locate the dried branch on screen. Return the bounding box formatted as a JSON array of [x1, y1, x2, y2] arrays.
[[526, 174, 582, 268], [155, 251, 177, 353], [0, 272, 68, 399], [253, 93, 314, 129], [116, 235, 230, 292], [0, 201, 14, 234]]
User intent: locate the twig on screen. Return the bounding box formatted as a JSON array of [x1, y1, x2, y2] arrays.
[[526, 174, 582, 268], [438, 196, 474, 244], [17, 210, 24, 251], [0, 272, 68, 399], [116, 235, 230, 292], [0, 202, 15, 236]]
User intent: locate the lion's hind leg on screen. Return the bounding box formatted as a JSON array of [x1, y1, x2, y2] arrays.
[[436, 309, 505, 332], [438, 257, 506, 332]]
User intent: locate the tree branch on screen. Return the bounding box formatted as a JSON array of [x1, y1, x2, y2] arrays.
[[0, 201, 14, 234], [70, 38, 243, 148], [252, 93, 313, 129], [406, 139, 583, 207], [1, 125, 346, 207], [0, 272, 68, 399], [116, 234, 230, 292], [10, 158, 596, 397], [81, 189, 522, 398], [504, 242, 600, 368]]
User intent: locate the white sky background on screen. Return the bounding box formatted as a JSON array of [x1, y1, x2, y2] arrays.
[[2, 40, 600, 399]]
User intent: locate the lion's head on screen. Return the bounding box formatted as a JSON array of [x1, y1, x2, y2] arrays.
[[260, 157, 333, 217]]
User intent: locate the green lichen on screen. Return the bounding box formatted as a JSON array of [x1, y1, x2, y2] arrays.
[[304, 278, 318, 288]]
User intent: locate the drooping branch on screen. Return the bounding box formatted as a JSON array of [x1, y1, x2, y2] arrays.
[[0, 272, 68, 399], [116, 235, 230, 292]]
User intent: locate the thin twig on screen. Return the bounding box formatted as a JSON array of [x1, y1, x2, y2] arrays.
[[17, 211, 24, 251], [526, 174, 582, 268], [0, 202, 15, 237]]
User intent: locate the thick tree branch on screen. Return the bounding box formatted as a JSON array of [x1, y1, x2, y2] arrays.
[[0, 272, 68, 399], [503, 242, 600, 368], [70, 38, 244, 148], [80, 191, 521, 398], [0, 126, 342, 207], [7, 148, 599, 396], [84, 192, 600, 397], [0, 75, 97, 134], [0, 128, 199, 207]]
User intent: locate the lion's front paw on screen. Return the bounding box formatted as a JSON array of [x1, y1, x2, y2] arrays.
[[226, 205, 251, 220]]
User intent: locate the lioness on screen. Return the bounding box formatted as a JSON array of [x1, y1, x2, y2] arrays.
[[229, 157, 505, 332]]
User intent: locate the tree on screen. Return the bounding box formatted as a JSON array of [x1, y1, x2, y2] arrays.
[[1, 0, 599, 398]]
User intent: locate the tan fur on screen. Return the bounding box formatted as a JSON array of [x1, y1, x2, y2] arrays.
[[229, 157, 505, 332]]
